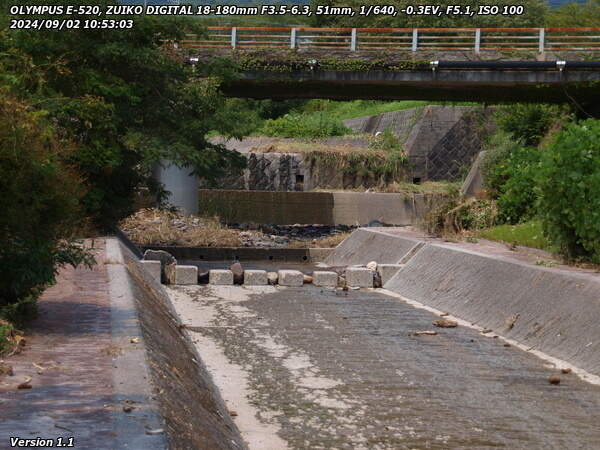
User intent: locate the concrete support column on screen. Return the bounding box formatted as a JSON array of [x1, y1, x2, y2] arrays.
[[231, 27, 237, 49], [474, 29, 481, 53], [153, 161, 199, 216], [291, 28, 297, 49], [538, 28, 545, 53], [412, 29, 418, 52], [350, 28, 357, 51]]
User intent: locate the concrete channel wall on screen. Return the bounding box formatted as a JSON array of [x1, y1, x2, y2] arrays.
[[115, 239, 246, 449], [199, 189, 435, 226], [329, 228, 600, 376], [325, 228, 423, 266], [385, 244, 600, 376]]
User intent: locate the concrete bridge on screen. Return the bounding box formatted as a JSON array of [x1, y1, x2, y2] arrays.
[[186, 27, 600, 104]]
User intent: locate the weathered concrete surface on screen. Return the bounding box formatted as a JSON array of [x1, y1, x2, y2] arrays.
[[199, 190, 438, 226], [167, 283, 600, 449], [119, 241, 246, 449], [0, 239, 166, 449], [461, 150, 488, 197], [325, 228, 424, 266], [141, 259, 162, 283], [377, 263, 404, 285], [345, 267, 374, 288], [174, 264, 198, 285], [331, 192, 426, 226], [278, 270, 304, 287], [385, 242, 600, 376], [312, 271, 338, 287], [244, 270, 268, 286], [210, 269, 234, 285], [343, 106, 493, 181]]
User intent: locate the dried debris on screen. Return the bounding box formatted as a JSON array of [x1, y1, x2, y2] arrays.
[[0, 362, 14, 377], [548, 376, 561, 385], [433, 319, 458, 328], [414, 330, 438, 336], [17, 376, 32, 389]]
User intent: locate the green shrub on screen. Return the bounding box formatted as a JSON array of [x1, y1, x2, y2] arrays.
[[496, 104, 570, 147], [482, 132, 541, 224], [260, 112, 350, 138], [495, 146, 541, 224], [537, 119, 600, 262]]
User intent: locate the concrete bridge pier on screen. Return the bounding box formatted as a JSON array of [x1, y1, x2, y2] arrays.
[[153, 161, 198, 215]]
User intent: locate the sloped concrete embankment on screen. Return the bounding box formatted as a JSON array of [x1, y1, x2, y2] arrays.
[[386, 244, 600, 376], [328, 228, 600, 377], [325, 228, 423, 266], [113, 239, 246, 449]]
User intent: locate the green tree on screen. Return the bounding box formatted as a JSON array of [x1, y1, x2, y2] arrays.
[[310, 0, 547, 27], [547, 0, 600, 27], [537, 119, 600, 262], [0, 91, 93, 317], [2, 0, 252, 227]]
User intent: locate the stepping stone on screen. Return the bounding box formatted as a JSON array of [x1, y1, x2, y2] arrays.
[[278, 270, 304, 287], [140, 260, 161, 283], [244, 270, 268, 286], [209, 269, 234, 285], [312, 271, 338, 287], [345, 267, 374, 288], [174, 265, 198, 285]]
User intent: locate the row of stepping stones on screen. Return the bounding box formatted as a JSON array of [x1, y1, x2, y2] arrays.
[[140, 250, 402, 289]]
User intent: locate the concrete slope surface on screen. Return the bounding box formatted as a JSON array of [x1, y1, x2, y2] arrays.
[[324, 228, 423, 266], [167, 283, 600, 449], [385, 243, 600, 376]]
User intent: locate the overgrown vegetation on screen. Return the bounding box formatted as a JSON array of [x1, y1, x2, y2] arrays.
[[0, 1, 252, 340], [260, 112, 351, 138], [536, 120, 600, 263], [481, 104, 572, 224], [0, 93, 94, 353], [2, 0, 252, 228], [475, 221, 551, 251], [252, 137, 410, 186], [428, 100, 600, 265]]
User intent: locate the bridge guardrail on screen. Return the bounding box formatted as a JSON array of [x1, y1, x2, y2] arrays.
[[182, 27, 600, 53]]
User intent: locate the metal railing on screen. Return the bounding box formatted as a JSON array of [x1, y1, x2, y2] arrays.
[[182, 27, 600, 52]]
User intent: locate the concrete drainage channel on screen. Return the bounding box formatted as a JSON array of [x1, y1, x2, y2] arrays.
[[117, 228, 600, 448]]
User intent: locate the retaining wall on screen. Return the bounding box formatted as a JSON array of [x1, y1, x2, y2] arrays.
[[199, 189, 436, 226], [115, 239, 246, 449], [385, 243, 600, 376], [137, 245, 333, 263]]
